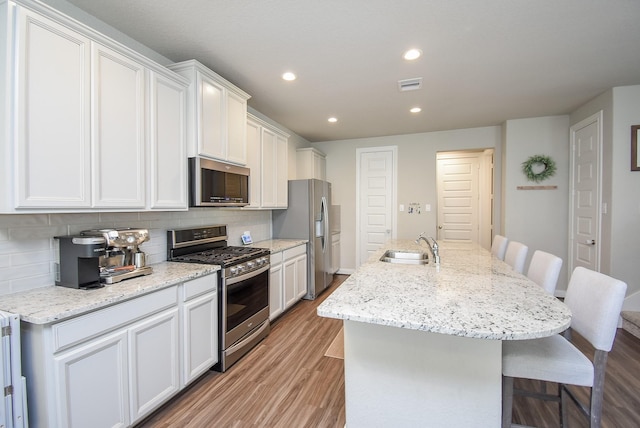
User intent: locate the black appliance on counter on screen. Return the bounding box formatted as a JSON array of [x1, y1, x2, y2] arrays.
[[167, 225, 270, 372], [54, 235, 106, 289]]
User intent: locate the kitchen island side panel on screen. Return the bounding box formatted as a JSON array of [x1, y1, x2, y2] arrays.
[[344, 320, 502, 427]]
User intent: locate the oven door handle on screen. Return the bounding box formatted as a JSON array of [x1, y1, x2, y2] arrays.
[[225, 264, 270, 286]]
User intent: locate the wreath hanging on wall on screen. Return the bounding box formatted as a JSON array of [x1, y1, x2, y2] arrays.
[[521, 154, 556, 182]]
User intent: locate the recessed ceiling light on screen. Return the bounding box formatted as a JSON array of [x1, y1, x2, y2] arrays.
[[403, 49, 422, 61], [328, 117, 338, 123], [282, 72, 296, 81], [410, 107, 422, 113]]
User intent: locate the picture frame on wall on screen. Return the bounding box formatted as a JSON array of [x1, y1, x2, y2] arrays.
[[633, 125, 640, 171]]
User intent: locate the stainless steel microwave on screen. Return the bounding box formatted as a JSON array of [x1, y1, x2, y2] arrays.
[[188, 157, 250, 207]]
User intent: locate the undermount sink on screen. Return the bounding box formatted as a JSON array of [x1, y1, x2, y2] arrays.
[[380, 250, 429, 265]]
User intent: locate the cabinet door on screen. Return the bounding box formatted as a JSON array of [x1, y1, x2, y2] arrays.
[[275, 135, 288, 208], [129, 308, 180, 423], [182, 291, 218, 386], [148, 71, 187, 209], [245, 119, 262, 208], [261, 128, 277, 207], [332, 234, 341, 274], [269, 263, 283, 320], [198, 72, 224, 159], [55, 330, 129, 428], [15, 7, 92, 208], [226, 91, 247, 165], [295, 254, 308, 300], [283, 257, 297, 309], [314, 152, 327, 181], [92, 43, 146, 208]]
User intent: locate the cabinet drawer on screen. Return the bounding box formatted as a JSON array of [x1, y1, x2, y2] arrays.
[[52, 286, 178, 352], [182, 273, 217, 301], [283, 244, 306, 260], [270, 252, 283, 265]]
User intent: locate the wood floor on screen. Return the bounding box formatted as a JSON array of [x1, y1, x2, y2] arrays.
[[138, 274, 640, 427]]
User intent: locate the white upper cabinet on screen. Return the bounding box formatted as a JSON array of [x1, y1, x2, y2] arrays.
[[168, 60, 250, 165], [276, 134, 288, 207], [0, 0, 189, 212], [13, 6, 92, 209], [245, 114, 289, 209], [226, 90, 248, 165], [91, 43, 146, 208], [296, 147, 326, 181], [246, 118, 262, 208], [148, 71, 188, 209]]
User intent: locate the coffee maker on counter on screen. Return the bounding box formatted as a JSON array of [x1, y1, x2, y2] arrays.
[[54, 235, 107, 289], [80, 228, 153, 284]]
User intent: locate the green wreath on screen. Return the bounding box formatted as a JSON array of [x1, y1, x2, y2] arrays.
[[522, 155, 556, 182]]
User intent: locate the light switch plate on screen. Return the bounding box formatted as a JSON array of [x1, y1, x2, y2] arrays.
[[399, 204, 405, 212], [425, 204, 431, 212]]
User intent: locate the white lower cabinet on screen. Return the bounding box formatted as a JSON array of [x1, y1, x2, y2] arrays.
[[331, 232, 341, 274], [181, 275, 218, 386], [269, 244, 307, 320], [54, 330, 130, 428], [269, 252, 284, 320], [129, 308, 180, 423], [22, 272, 218, 428]]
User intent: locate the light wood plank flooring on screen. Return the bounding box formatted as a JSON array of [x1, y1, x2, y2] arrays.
[[138, 274, 640, 427]]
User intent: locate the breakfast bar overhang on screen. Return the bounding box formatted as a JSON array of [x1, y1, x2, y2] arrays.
[[317, 240, 571, 427]]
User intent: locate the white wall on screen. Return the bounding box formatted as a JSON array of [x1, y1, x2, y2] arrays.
[[315, 126, 502, 272], [570, 85, 640, 301], [0, 209, 271, 295], [502, 116, 571, 292], [611, 86, 640, 300]]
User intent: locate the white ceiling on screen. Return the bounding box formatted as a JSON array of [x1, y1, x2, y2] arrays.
[[65, 0, 640, 142]]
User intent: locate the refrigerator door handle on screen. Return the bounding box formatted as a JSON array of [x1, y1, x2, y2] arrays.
[[321, 196, 330, 253]]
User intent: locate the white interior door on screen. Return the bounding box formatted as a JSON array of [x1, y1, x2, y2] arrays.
[[436, 150, 493, 249], [356, 147, 396, 266], [569, 111, 602, 273], [436, 153, 480, 243]]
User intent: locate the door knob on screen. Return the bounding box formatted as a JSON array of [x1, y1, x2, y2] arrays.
[[586, 239, 596, 245], [438, 225, 443, 229]]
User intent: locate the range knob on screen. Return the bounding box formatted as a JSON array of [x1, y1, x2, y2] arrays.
[[229, 266, 239, 276], [246, 260, 256, 269]]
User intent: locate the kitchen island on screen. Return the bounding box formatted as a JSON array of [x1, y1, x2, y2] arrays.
[[317, 240, 571, 427]]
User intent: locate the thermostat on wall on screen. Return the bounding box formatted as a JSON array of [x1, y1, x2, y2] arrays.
[[241, 231, 253, 245]]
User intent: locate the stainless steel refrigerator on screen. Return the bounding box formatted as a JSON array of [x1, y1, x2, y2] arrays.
[[272, 179, 332, 299]]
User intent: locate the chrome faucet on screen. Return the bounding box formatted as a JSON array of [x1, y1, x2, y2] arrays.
[[416, 232, 440, 265], [415, 232, 430, 246]]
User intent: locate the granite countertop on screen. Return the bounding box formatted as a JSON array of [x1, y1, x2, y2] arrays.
[[0, 262, 219, 325], [250, 239, 307, 254], [317, 240, 571, 340]]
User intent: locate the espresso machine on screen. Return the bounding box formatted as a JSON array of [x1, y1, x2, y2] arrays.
[[80, 228, 153, 284], [54, 235, 107, 289]]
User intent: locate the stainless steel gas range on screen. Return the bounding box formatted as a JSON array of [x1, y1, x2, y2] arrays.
[[167, 225, 270, 372]]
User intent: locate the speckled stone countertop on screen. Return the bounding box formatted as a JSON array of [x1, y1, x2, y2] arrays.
[[250, 239, 307, 253], [0, 262, 219, 325], [317, 240, 571, 340]]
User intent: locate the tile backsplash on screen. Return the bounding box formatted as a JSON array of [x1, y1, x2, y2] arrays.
[[0, 209, 271, 295]]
